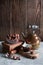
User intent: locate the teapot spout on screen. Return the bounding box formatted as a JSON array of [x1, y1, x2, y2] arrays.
[[22, 32, 25, 39]]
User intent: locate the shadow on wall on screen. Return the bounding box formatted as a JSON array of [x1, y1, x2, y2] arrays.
[[39, 33, 43, 41]]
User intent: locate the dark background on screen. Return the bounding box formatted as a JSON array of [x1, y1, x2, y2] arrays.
[[0, 0, 43, 41]]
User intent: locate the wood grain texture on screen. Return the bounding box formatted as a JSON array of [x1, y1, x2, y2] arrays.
[[0, 0, 41, 40]]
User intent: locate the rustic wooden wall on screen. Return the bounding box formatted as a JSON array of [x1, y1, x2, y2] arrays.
[[40, 0, 43, 40], [0, 0, 10, 40], [0, 0, 41, 40]]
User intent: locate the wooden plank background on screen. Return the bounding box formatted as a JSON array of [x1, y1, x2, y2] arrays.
[[0, 0, 42, 40]]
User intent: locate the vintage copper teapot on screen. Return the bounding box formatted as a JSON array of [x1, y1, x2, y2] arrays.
[[22, 32, 40, 50]]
